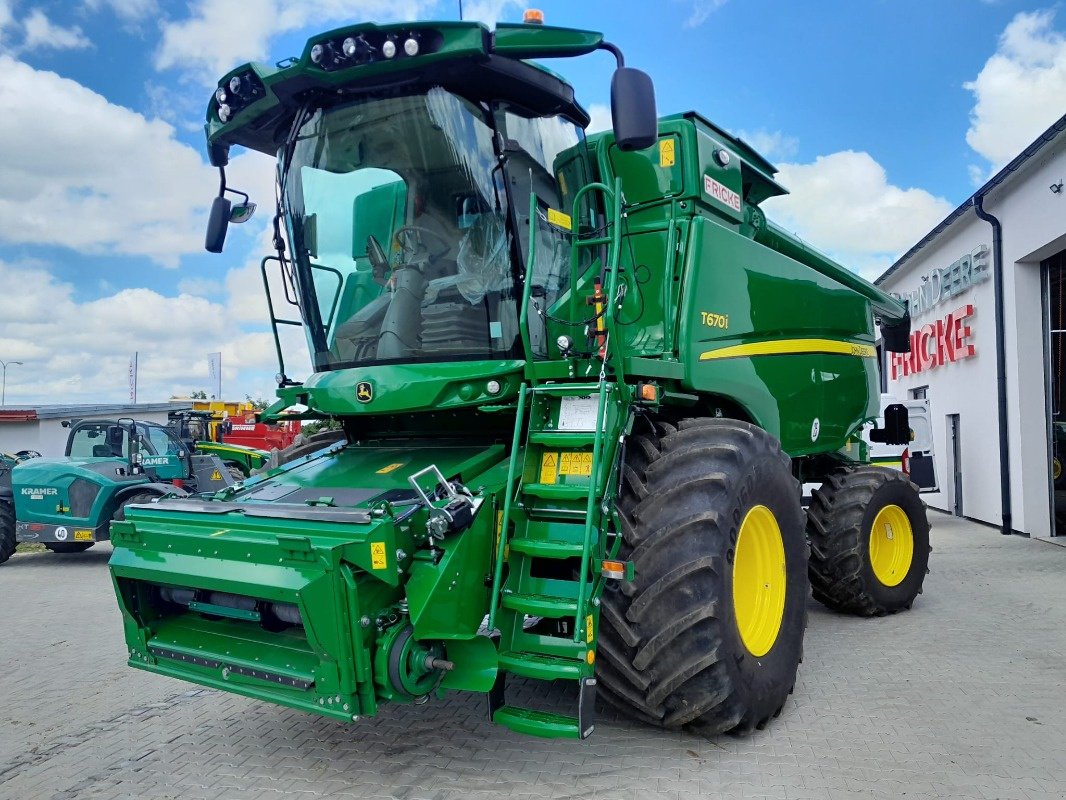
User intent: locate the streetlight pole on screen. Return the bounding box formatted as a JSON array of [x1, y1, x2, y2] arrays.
[[1, 360, 23, 406]]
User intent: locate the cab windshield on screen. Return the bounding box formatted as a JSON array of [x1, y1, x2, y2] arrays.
[[283, 88, 517, 368], [282, 87, 591, 368]]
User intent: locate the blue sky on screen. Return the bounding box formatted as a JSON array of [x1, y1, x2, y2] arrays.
[[1, 0, 1063, 405]]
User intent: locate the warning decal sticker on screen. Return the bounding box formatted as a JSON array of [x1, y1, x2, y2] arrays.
[[659, 138, 675, 168], [559, 452, 593, 477], [547, 208, 572, 231], [540, 452, 558, 484], [370, 542, 388, 570]]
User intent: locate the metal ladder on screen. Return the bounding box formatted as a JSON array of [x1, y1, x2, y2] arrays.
[[487, 379, 615, 738]]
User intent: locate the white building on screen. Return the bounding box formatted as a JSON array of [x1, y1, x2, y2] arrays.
[[876, 112, 1066, 539], [0, 403, 190, 457]]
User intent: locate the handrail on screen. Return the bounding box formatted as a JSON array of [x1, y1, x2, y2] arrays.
[[260, 256, 303, 379], [488, 384, 528, 631], [517, 187, 539, 365], [572, 379, 610, 641]]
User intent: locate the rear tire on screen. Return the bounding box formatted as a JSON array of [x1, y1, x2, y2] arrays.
[[598, 418, 809, 735], [0, 500, 15, 565], [807, 467, 930, 616], [45, 542, 94, 554]]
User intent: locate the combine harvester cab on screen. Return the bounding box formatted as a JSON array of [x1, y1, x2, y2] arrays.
[[110, 13, 928, 739]]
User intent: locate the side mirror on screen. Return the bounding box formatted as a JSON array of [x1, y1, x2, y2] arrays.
[[610, 67, 658, 152], [230, 202, 257, 224], [880, 314, 912, 353], [870, 404, 910, 446], [205, 195, 231, 253]]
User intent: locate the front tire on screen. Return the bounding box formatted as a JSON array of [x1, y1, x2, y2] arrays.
[[807, 467, 930, 616], [0, 500, 15, 565], [598, 418, 809, 735]]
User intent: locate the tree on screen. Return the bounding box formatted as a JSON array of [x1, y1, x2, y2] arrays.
[[191, 390, 208, 399]]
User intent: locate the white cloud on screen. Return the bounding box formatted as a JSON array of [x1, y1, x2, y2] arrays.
[[763, 151, 953, 279], [0, 55, 220, 266], [736, 129, 799, 162], [155, 0, 441, 81], [680, 0, 729, 28], [586, 103, 612, 134], [0, 1, 14, 43], [21, 8, 92, 51], [0, 256, 302, 405], [83, 0, 159, 21], [964, 9, 1066, 167], [460, 0, 521, 27]]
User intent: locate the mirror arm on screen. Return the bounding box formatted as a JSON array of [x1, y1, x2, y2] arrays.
[[216, 166, 250, 206], [598, 41, 625, 68]]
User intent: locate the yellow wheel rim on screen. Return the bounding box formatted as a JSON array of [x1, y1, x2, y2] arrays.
[[868, 504, 914, 587], [1054, 458, 1062, 481], [732, 505, 786, 657]]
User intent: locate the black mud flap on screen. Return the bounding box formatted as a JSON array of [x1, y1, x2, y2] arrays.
[[488, 671, 506, 721], [578, 676, 597, 739]]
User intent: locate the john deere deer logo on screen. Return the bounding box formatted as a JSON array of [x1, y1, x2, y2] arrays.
[[356, 381, 373, 403]]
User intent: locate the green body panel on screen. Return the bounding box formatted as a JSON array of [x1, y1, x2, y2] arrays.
[[195, 441, 268, 474], [108, 18, 915, 739], [677, 218, 877, 454], [110, 441, 514, 716]]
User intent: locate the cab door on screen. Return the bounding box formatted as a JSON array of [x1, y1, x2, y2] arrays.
[[905, 400, 938, 492], [138, 424, 188, 482]]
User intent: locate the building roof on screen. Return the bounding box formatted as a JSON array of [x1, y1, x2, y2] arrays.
[[0, 402, 191, 423], [876, 111, 1066, 287]]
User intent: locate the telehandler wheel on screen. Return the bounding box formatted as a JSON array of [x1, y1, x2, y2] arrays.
[[806, 467, 930, 616], [113, 491, 162, 522], [45, 542, 94, 554], [598, 418, 809, 735], [224, 462, 247, 483], [0, 500, 15, 565]]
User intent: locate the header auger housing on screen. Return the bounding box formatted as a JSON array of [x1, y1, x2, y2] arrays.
[[109, 16, 928, 740]]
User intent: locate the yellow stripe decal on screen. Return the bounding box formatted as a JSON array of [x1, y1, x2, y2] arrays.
[[699, 338, 876, 362]]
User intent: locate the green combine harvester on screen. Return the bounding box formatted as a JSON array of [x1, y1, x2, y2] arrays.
[[107, 16, 927, 739]]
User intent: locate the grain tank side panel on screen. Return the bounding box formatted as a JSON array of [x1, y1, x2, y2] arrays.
[[678, 217, 879, 455]]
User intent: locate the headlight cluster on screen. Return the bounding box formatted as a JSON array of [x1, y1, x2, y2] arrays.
[[307, 29, 440, 72], [213, 70, 265, 124]]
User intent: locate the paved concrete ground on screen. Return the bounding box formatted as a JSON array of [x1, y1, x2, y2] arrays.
[[2, 511, 1065, 799]]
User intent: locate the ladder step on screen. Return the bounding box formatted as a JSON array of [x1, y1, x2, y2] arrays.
[[523, 483, 590, 501], [492, 705, 583, 739], [527, 431, 595, 447], [509, 538, 584, 559], [498, 650, 586, 680], [502, 592, 578, 618], [530, 382, 603, 396]]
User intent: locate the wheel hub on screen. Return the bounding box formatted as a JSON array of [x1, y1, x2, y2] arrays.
[[868, 504, 914, 587], [732, 505, 786, 657]]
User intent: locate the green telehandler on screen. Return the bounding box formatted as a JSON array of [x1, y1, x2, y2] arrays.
[[107, 17, 927, 739], [0, 418, 235, 565]]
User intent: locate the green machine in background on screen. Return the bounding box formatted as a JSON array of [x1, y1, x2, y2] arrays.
[[167, 409, 269, 478], [107, 17, 928, 739]]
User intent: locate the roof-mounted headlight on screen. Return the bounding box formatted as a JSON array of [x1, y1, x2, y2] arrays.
[[305, 28, 441, 72], [210, 69, 265, 125]]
